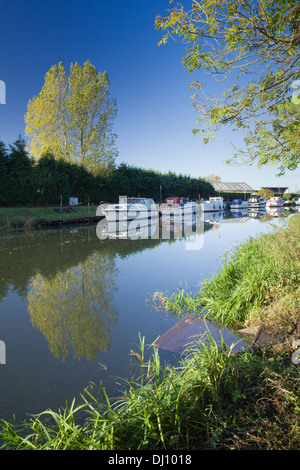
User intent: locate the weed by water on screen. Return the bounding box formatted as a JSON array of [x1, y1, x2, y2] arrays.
[[1, 333, 299, 450]]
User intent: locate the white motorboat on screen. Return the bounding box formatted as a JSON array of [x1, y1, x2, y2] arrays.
[[201, 196, 226, 212], [266, 197, 285, 208], [160, 197, 197, 219], [104, 196, 158, 222], [230, 199, 248, 210], [247, 193, 267, 208]]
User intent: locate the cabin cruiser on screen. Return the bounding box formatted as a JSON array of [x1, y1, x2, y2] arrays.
[[104, 196, 158, 222], [266, 197, 285, 208], [247, 193, 267, 208], [230, 199, 248, 210], [201, 196, 226, 212], [160, 197, 197, 219]]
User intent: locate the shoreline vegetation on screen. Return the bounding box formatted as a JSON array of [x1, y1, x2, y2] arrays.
[[0, 215, 299, 450], [0, 205, 101, 231], [0, 137, 215, 211]]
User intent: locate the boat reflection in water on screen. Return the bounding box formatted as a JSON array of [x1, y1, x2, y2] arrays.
[[200, 211, 226, 225], [160, 212, 205, 251], [266, 206, 287, 217], [230, 209, 248, 218], [248, 208, 267, 219], [100, 218, 160, 240], [97, 209, 205, 251]]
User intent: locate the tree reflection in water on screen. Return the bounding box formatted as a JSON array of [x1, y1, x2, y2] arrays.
[[28, 251, 118, 361]]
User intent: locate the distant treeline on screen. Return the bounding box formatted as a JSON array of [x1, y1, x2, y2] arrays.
[[0, 137, 215, 206]]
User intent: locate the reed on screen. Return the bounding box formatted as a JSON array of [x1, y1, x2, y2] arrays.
[[1, 332, 299, 450]]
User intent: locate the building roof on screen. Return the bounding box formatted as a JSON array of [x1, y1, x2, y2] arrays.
[[212, 182, 254, 192], [262, 187, 288, 193]]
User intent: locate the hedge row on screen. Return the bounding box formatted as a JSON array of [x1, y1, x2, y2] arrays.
[[0, 137, 215, 206]]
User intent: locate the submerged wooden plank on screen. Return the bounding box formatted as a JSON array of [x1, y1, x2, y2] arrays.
[[152, 315, 206, 354]]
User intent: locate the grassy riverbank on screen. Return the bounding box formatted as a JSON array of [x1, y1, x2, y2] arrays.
[[0, 205, 98, 230], [160, 213, 300, 335], [0, 215, 299, 450]]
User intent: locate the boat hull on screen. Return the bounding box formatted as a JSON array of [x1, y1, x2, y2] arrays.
[[230, 199, 248, 211], [105, 208, 158, 222], [201, 197, 226, 212], [160, 203, 197, 218]]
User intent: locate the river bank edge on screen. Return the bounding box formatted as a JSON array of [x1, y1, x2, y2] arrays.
[[0, 214, 299, 450], [0, 202, 298, 232], [0, 205, 104, 231]]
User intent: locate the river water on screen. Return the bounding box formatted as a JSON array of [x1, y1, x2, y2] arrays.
[[0, 208, 295, 422]]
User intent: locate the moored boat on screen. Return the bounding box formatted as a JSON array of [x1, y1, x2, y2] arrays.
[[247, 193, 267, 208], [160, 197, 197, 218], [105, 196, 158, 222], [266, 196, 285, 208], [201, 196, 226, 212], [230, 199, 248, 210]]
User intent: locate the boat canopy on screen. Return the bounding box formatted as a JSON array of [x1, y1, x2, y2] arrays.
[[127, 198, 155, 209], [164, 197, 185, 205]]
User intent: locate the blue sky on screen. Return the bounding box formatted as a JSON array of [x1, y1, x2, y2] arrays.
[[0, 0, 299, 192]]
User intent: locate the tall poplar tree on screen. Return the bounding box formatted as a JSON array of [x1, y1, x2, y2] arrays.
[[25, 60, 118, 174]]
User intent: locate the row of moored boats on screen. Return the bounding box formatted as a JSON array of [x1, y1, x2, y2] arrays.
[[103, 194, 299, 221]]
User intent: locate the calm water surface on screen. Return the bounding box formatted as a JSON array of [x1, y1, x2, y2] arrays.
[[0, 210, 293, 421]]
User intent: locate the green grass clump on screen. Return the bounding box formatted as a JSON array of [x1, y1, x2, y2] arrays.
[[1, 333, 299, 450]]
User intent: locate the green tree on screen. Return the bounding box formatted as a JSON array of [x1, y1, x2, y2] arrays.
[[25, 60, 118, 174], [33, 153, 71, 204], [0, 141, 8, 204], [257, 188, 274, 200], [156, 1, 300, 175], [6, 137, 34, 204]]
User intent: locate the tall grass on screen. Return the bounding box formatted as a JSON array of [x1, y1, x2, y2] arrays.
[[162, 214, 300, 330], [1, 332, 299, 450]]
